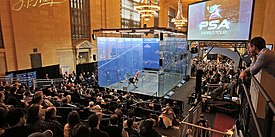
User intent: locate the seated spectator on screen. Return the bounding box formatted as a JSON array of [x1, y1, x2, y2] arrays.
[[123, 110, 139, 129], [1, 108, 35, 137], [33, 91, 44, 106], [88, 113, 109, 137], [159, 106, 176, 129], [64, 111, 81, 137], [41, 107, 63, 137], [0, 108, 7, 135], [70, 123, 90, 137], [61, 95, 76, 107], [23, 91, 33, 105], [96, 93, 104, 104], [88, 101, 103, 114], [139, 119, 160, 137], [0, 91, 8, 110], [26, 104, 44, 132], [124, 119, 139, 137], [114, 104, 124, 119], [105, 114, 122, 137], [6, 86, 20, 106], [28, 129, 53, 137]]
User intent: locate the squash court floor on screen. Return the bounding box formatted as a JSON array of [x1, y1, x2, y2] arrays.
[[106, 71, 181, 97]]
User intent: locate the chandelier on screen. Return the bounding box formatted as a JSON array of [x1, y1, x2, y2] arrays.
[[134, 0, 160, 21], [172, 0, 188, 28]]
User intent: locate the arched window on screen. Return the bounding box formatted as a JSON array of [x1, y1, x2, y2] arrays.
[[70, 0, 91, 44]]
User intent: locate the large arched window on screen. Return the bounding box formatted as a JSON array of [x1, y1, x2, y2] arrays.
[[121, 0, 141, 28], [168, 7, 175, 28], [70, 0, 90, 44]]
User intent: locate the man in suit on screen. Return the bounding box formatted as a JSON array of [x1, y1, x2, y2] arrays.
[[240, 37, 275, 80]]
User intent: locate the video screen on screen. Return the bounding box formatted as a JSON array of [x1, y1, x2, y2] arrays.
[[187, 0, 253, 41], [97, 37, 143, 87], [16, 71, 37, 87], [267, 44, 273, 50], [143, 38, 160, 70]]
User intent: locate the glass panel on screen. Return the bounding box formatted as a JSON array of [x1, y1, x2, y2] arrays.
[[158, 38, 188, 96], [97, 38, 143, 87]]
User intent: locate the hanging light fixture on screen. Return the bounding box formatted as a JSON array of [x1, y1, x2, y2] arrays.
[[134, 0, 160, 21], [172, 0, 187, 28]]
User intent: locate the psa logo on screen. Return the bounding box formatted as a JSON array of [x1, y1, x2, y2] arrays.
[[199, 4, 230, 30], [207, 4, 222, 20]]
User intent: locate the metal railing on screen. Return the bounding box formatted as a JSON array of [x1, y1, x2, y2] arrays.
[[0, 76, 65, 89], [180, 121, 231, 137], [238, 75, 275, 137], [179, 102, 231, 137], [34, 78, 64, 88]]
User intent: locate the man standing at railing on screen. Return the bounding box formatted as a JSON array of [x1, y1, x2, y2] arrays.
[[239, 37, 275, 80]]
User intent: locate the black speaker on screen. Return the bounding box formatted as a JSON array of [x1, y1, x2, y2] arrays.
[[93, 55, 96, 61], [160, 32, 163, 41], [92, 34, 96, 40], [195, 69, 203, 94], [159, 59, 163, 66]]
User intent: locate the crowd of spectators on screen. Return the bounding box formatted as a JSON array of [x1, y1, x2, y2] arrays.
[[0, 70, 183, 137], [191, 59, 239, 98], [189, 59, 240, 114], [63, 70, 98, 87]]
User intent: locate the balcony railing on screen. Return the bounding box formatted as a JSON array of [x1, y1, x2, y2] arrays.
[[237, 75, 275, 137], [179, 102, 231, 137]]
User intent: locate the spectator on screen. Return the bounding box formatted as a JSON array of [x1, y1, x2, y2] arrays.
[[196, 114, 209, 137], [70, 123, 90, 137], [64, 111, 81, 137], [28, 130, 53, 137], [26, 104, 44, 132], [124, 119, 139, 137], [41, 107, 63, 137], [139, 119, 160, 137], [88, 113, 109, 137], [1, 108, 35, 137], [0, 91, 8, 110], [123, 110, 139, 129], [105, 114, 122, 137], [6, 86, 20, 106], [159, 106, 176, 129], [0, 108, 7, 135], [240, 37, 275, 80], [185, 129, 193, 137]]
